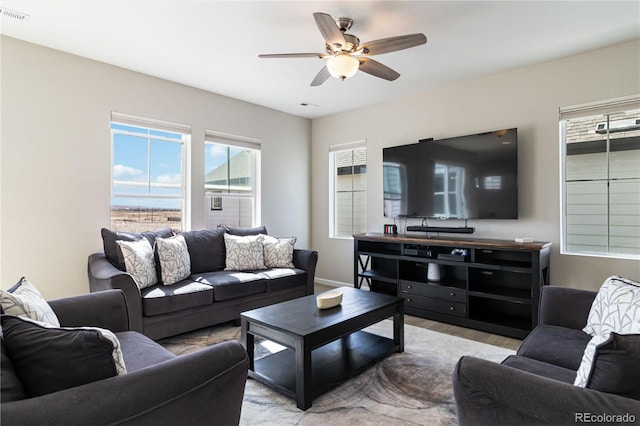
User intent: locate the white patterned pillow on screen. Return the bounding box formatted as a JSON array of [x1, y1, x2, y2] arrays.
[[583, 276, 640, 336], [116, 239, 158, 289], [574, 332, 612, 387], [0, 277, 60, 326], [224, 234, 266, 271], [261, 234, 296, 268], [156, 235, 191, 285]]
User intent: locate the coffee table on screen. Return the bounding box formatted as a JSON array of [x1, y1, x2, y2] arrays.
[[240, 287, 404, 410]]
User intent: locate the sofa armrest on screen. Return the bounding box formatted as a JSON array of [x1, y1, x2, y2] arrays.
[[48, 289, 130, 332], [454, 356, 640, 426], [539, 286, 597, 330], [87, 253, 144, 333], [1, 340, 249, 426], [293, 249, 318, 295]]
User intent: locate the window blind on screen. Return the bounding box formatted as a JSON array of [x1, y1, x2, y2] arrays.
[[205, 130, 261, 151], [559, 95, 640, 120], [111, 111, 191, 134], [329, 140, 366, 153]]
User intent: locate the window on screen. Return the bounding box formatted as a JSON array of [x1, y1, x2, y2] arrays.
[[330, 142, 367, 238], [110, 113, 190, 233], [560, 96, 640, 258], [204, 131, 260, 229]]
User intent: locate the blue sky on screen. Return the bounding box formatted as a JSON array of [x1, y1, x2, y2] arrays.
[[111, 123, 241, 209]]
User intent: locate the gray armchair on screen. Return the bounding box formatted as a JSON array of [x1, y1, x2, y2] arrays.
[[453, 285, 640, 425], [1, 290, 249, 426]]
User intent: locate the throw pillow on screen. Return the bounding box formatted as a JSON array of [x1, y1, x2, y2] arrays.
[[156, 235, 191, 285], [261, 234, 296, 268], [0, 315, 126, 397], [0, 277, 60, 327], [223, 225, 268, 236], [1, 339, 27, 402], [224, 234, 266, 271], [180, 228, 226, 273], [101, 227, 173, 271], [574, 332, 640, 399], [116, 239, 158, 289], [583, 276, 640, 336]]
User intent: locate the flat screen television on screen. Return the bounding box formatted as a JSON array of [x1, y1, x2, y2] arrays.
[[383, 128, 518, 219]]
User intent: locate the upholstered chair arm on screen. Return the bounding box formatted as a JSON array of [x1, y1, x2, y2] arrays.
[[293, 249, 318, 295], [48, 289, 130, 332], [454, 356, 640, 426], [539, 286, 597, 330], [87, 253, 144, 333], [1, 341, 249, 426]]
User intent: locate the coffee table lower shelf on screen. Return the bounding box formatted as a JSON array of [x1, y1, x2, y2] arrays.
[[249, 330, 397, 403]]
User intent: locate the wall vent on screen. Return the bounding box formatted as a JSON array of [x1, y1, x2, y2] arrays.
[[0, 7, 29, 22]]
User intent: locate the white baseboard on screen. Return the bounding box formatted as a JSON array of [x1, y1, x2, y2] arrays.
[[315, 277, 351, 288]]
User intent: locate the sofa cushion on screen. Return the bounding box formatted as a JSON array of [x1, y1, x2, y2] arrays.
[[101, 227, 173, 271], [224, 225, 267, 236], [1, 338, 26, 402], [117, 238, 158, 289], [502, 355, 575, 384], [574, 332, 640, 399], [0, 277, 60, 326], [141, 280, 213, 317], [156, 235, 191, 285], [224, 234, 266, 271], [517, 324, 591, 371], [181, 228, 226, 273], [259, 268, 307, 292], [1, 315, 126, 397], [115, 331, 176, 371], [192, 271, 266, 301], [261, 235, 296, 268], [583, 276, 640, 336]]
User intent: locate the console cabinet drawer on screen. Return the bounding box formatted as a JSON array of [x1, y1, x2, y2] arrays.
[[401, 294, 467, 318], [400, 280, 466, 302]]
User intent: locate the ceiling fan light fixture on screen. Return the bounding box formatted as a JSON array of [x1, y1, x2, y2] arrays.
[[327, 54, 359, 80]]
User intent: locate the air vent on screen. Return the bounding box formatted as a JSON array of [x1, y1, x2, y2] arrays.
[[595, 118, 640, 134], [0, 7, 29, 22]]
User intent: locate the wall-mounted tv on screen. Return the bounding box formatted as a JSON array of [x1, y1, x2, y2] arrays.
[[383, 128, 518, 219]]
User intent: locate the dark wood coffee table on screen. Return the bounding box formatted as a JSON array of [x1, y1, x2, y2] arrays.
[[240, 287, 404, 410]]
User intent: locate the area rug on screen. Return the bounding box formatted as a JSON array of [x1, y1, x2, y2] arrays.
[[159, 321, 515, 425]]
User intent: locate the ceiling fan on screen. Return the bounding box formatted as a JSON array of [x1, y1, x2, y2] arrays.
[[259, 12, 427, 86]]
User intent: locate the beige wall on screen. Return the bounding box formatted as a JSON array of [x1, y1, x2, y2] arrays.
[[0, 36, 311, 298], [312, 39, 640, 291]]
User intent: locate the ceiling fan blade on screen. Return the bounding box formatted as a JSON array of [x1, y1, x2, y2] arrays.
[[313, 12, 346, 49], [360, 33, 427, 56], [358, 58, 400, 81], [310, 65, 331, 86], [258, 53, 326, 59]]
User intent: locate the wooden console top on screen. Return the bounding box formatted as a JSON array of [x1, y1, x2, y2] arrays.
[[353, 232, 551, 251]]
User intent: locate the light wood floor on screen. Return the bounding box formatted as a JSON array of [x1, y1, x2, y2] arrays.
[[315, 283, 521, 351]]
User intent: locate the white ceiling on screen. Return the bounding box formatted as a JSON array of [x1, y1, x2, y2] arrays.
[[1, 1, 639, 119]]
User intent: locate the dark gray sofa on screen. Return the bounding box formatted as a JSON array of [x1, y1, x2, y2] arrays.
[[1, 289, 249, 426], [453, 285, 640, 425], [89, 226, 318, 340]]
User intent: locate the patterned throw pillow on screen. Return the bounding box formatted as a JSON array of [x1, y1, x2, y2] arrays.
[[261, 234, 296, 268], [116, 239, 158, 289], [583, 276, 640, 336], [156, 235, 191, 285], [0, 278, 60, 327], [224, 234, 266, 271], [1, 315, 126, 397]]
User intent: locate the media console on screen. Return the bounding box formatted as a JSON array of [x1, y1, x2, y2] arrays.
[[353, 233, 551, 339]]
